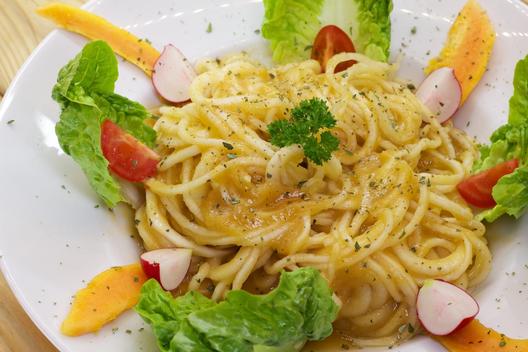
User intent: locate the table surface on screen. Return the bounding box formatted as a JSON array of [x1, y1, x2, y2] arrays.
[[2, 1, 528, 352]]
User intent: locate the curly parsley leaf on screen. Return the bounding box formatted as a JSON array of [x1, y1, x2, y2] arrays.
[[268, 98, 339, 165]]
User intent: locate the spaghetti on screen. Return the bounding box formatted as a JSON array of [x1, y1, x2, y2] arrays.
[[135, 52, 491, 347]]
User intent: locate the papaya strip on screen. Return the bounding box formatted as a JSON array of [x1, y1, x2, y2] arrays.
[[435, 319, 528, 352], [37, 3, 159, 76], [61, 263, 147, 336], [425, 0, 495, 104]]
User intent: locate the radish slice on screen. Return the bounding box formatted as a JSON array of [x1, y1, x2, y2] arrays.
[[140, 248, 192, 291], [152, 44, 196, 103], [417, 279, 479, 336], [415, 67, 462, 123]]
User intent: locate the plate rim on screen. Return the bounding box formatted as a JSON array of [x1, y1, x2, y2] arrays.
[[1, 0, 528, 351]]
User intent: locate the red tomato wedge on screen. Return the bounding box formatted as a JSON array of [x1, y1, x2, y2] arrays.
[[457, 159, 519, 208], [311, 25, 356, 73], [101, 120, 159, 182]]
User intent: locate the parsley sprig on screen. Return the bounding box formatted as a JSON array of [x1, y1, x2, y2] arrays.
[[268, 98, 340, 165]]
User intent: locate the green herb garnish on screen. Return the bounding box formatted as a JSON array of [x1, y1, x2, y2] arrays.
[[222, 142, 234, 150], [268, 98, 339, 165]]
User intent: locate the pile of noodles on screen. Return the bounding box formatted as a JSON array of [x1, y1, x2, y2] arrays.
[[135, 52, 491, 347]]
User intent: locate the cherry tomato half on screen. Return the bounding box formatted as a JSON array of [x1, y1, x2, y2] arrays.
[[101, 120, 159, 182], [311, 25, 356, 73], [457, 159, 519, 208]]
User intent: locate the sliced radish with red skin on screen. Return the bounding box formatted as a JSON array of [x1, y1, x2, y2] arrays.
[[140, 248, 192, 291], [417, 279, 479, 336], [152, 44, 196, 103], [416, 67, 462, 123]]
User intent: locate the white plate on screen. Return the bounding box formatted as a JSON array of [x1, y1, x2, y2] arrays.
[[1, 0, 528, 351]]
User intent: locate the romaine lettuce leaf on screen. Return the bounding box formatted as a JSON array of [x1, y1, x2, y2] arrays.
[[261, 0, 392, 64], [135, 268, 339, 352], [320, 0, 393, 62], [473, 55, 528, 222], [52, 39, 118, 107], [135, 281, 215, 351], [491, 167, 528, 218], [52, 40, 156, 207], [478, 167, 528, 222], [55, 104, 124, 207], [473, 122, 528, 174], [261, 0, 325, 64], [508, 54, 528, 125]]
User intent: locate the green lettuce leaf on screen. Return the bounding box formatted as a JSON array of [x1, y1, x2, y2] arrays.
[[261, 0, 392, 64], [135, 281, 215, 351], [90, 93, 156, 148], [478, 167, 528, 222], [473, 122, 528, 173], [52, 39, 117, 108], [135, 268, 339, 352], [491, 168, 528, 218], [473, 55, 528, 222], [261, 0, 324, 64], [508, 55, 528, 125], [55, 104, 124, 207], [320, 0, 393, 62], [52, 40, 156, 207]]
